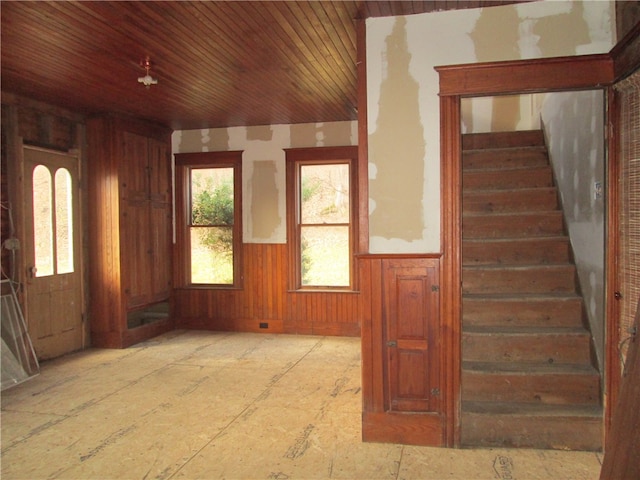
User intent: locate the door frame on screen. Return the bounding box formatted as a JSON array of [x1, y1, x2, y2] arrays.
[[18, 142, 87, 359], [435, 53, 624, 446]]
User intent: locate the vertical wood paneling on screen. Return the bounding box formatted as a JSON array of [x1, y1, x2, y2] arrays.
[[174, 243, 360, 336]]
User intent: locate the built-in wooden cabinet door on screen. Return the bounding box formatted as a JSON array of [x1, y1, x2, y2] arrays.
[[148, 138, 171, 204], [121, 201, 153, 308], [383, 258, 441, 414], [120, 132, 150, 202], [150, 201, 172, 302]]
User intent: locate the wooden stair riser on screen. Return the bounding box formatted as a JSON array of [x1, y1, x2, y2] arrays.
[[463, 187, 558, 213], [463, 212, 564, 238], [463, 130, 545, 150], [463, 166, 553, 190], [461, 410, 602, 451], [463, 238, 571, 266], [462, 331, 592, 364], [463, 148, 548, 169], [462, 297, 585, 329], [462, 266, 576, 295], [462, 369, 601, 405]]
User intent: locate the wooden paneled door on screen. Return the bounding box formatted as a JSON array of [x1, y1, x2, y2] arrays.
[[23, 146, 83, 360], [361, 256, 445, 446], [384, 258, 441, 414]]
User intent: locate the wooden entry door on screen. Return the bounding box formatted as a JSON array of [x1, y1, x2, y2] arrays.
[[23, 146, 83, 360]]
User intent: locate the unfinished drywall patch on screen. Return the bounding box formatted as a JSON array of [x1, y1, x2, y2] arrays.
[[470, 5, 521, 132], [369, 17, 425, 242], [174, 128, 230, 152], [249, 161, 280, 240], [470, 4, 520, 61], [247, 125, 273, 142], [289, 121, 356, 149], [534, 2, 590, 57]]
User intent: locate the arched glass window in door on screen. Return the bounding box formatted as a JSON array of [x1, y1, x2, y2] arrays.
[[32, 165, 54, 277], [54, 168, 74, 274], [31, 165, 74, 277]]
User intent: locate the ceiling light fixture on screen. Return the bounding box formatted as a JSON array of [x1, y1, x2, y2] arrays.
[[138, 56, 158, 88]]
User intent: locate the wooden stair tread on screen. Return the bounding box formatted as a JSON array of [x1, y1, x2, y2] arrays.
[[463, 235, 568, 243], [463, 325, 590, 335], [463, 292, 581, 300], [463, 164, 551, 173], [462, 264, 575, 271], [462, 361, 598, 374], [463, 210, 562, 218], [463, 186, 557, 194], [462, 130, 546, 150], [462, 401, 602, 417]]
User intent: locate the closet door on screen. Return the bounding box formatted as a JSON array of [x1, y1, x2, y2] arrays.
[[121, 201, 152, 308], [383, 258, 441, 414], [120, 132, 149, 203]]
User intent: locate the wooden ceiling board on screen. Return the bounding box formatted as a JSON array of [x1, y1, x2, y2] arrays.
[[1, 1, 530, 130]]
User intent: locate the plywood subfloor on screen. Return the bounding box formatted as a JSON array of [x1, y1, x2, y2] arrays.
[[1, 331, 603, 479]]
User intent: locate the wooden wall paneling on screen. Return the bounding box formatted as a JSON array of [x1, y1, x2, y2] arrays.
[[87, 119, 125, 346], [359, 256, 383, 414], [174, 242, 360, 336]]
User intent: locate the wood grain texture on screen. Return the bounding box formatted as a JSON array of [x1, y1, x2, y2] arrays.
[[359, 255, 445, 447], [436, 55, 614, 97], [174, 243, 361, 337], [1, 1, 530, 129], [87, 116, 173, 348]]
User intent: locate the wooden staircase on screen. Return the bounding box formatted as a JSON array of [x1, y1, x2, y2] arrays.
[[460, 130, 603, 451]]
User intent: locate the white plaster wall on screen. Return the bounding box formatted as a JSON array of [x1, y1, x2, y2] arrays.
[[541, 90, 606, 372], [172, 121, 357, 244], [462, 94, 545, 134], [366, 0, 615, 253]]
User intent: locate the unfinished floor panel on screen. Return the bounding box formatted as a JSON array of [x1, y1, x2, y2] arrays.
[[0, 331, 604, 479], [460, 130, 603, 451]]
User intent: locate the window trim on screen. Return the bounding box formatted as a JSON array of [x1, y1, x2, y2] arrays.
[[285, 146, 358, 292], [174, 151, 243, 289]]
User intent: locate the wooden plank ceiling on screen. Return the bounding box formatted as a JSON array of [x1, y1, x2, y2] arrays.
[[1, 1, 527, 130]]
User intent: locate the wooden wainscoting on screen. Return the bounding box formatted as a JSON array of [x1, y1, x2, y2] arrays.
[[174, 243, 361, 337]]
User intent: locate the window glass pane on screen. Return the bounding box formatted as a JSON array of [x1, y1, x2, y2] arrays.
[[55, 168, 74, 274], [300, 164, 349, 224], [301, 225, 349, 286], [191, 168, 234, 226], [190, 226, 233, 284], [32, 165, 54, 277]]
